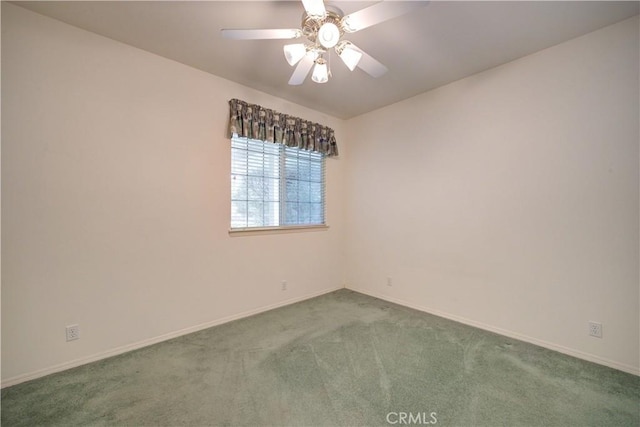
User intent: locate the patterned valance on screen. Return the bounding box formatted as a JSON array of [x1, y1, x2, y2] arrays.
[[227, 99, 339, 157]]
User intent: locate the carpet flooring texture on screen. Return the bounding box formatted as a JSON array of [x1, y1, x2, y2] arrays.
[[2, 289, 638, 426]]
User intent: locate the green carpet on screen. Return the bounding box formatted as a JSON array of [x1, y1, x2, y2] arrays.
[[2, 289, 638, 426]]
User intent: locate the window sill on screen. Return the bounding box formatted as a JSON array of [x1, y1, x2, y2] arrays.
[[229, 224, 329, 236]]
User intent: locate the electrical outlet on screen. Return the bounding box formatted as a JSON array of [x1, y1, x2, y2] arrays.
[[66, 324, 80, 341], [387, 277, 392, 287], [588, 321, 602, 338], [281, 280, 287, 291]]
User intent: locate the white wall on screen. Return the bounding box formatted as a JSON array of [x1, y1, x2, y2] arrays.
[[345, 16, 639, 374], [1, 3, 347, 385]]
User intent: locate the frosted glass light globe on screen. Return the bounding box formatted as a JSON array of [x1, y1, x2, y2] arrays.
[[318, 22, 340, 48]]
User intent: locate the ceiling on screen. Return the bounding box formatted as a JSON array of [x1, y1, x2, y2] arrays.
[[12, 1, 639, 119]]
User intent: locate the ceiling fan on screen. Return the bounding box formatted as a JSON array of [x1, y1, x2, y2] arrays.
[[221, 0, 429, 85]]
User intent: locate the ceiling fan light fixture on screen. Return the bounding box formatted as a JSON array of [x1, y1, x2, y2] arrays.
[[337, 42, 362, 71], [301, 0, 326, 19], [318, 22, 340, 48], [311, 58, 329, 83], [341, 16, 358, 33], [283, 43, 307, 66], [224, 0, 416, 85]]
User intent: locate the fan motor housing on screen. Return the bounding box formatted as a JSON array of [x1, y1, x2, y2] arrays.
[[301, 6, 345, 45]]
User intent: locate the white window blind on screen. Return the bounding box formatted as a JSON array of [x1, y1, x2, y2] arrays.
[[231, 136, 325, 229]]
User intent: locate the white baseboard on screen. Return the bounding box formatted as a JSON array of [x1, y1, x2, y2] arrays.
[[347, 286, 640, 376], [1, 286, 345, 388]]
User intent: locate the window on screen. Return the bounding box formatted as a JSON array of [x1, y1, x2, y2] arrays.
[[231, 135, 325, 230]]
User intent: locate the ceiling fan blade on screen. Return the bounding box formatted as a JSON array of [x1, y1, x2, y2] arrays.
[[342, 0, 430, 33], [289, 54, 315, 85], [349, 44, 388, 78], [301, 0, 326, 18], [221, 29, 302, 40]]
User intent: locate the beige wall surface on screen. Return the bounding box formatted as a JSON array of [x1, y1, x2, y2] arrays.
[[345, 16, 639, 374], [2, 3, 638, 385], [1, 3, 346, 384]]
